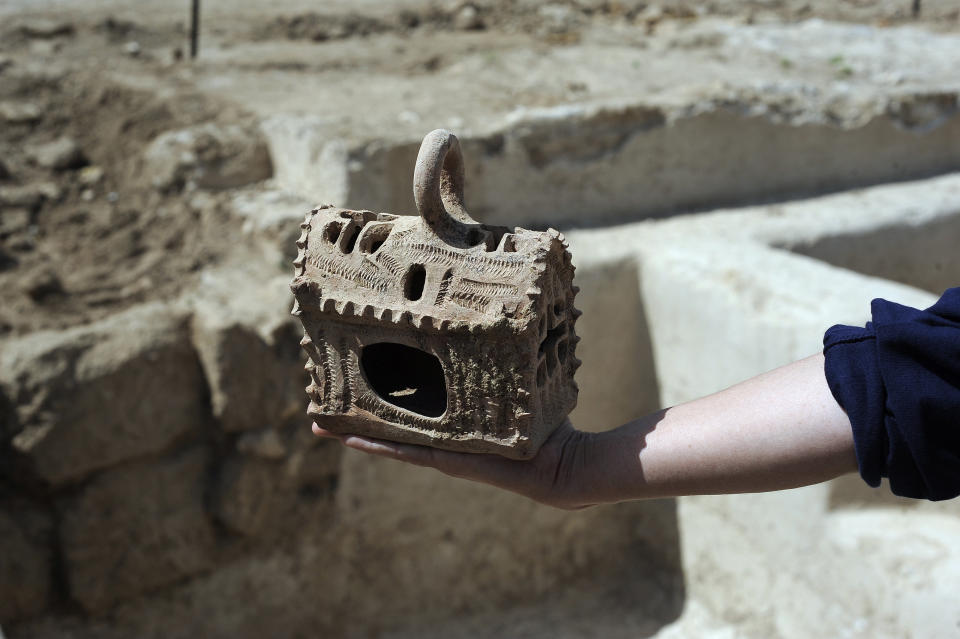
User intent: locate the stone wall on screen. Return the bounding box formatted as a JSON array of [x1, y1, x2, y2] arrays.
[[3, 171, 959, 638], [0, 239, 684, 637], [2, 8, 960, 635]]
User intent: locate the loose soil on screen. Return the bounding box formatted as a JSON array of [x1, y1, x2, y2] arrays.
[[0, 51, 254, 335], [0, 0, 956, 337]]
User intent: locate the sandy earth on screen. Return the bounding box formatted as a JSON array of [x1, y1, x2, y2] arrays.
[[1, 1, 959, 637], [1, 0, 957, 336]]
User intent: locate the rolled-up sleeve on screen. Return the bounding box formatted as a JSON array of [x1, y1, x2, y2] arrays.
[[823, 287, 960, 501]]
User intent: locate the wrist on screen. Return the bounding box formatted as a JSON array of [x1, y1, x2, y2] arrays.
[[547, 428, 612, 509], [573, 417, 664, 505]]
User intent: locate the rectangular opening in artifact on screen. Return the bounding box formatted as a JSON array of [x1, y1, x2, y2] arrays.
[[360, 342, 447, 417], [340, 222, 360, 254], [539, 323, 567, 375], [324, 221, 342, 244], [358, 222, 393, 254], [404, 264, 427, 301]]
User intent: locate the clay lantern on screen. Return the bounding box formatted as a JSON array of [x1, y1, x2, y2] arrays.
[[290, 129, 580, 459]]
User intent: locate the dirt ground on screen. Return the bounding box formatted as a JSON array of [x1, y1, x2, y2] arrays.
[[0, 11, 253, 336], [1, 1, 959, 637], [1, 0, 956, 338]]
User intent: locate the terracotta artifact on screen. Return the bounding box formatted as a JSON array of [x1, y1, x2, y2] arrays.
[[290, 129, 580, 458]]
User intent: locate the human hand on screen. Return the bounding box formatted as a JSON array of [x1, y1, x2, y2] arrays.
[[314, 354, 860, 507], [312, 418, 597, 510]]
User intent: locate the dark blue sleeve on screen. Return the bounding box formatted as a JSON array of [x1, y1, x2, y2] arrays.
[[823, 287, 960, 501]]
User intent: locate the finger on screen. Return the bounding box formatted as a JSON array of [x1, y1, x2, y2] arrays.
[[312, 423, 346, 440], [313, 426, 442, 469], [341, 435, 519, 486], [341, 435, 441, 466]]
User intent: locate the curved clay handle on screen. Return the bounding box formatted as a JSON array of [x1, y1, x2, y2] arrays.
[[413, 129, 478, 244]]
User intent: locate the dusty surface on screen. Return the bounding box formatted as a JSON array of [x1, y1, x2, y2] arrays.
[[0, 60, 265, 336], [1, 0, 957, 335], [1, 1, 959, 637]]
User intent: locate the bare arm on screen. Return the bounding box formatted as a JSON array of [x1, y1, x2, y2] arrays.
[[314, 353, 858, 509]]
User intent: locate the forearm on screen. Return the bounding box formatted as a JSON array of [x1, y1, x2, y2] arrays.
[[316, 353, 859, 509], [570, 354, 858, 504]]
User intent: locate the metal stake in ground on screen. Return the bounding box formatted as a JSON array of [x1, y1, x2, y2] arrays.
[[190, 0, 200, 58]]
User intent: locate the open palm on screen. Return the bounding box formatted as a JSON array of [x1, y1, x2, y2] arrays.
[[313, 418, 594, 509]]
